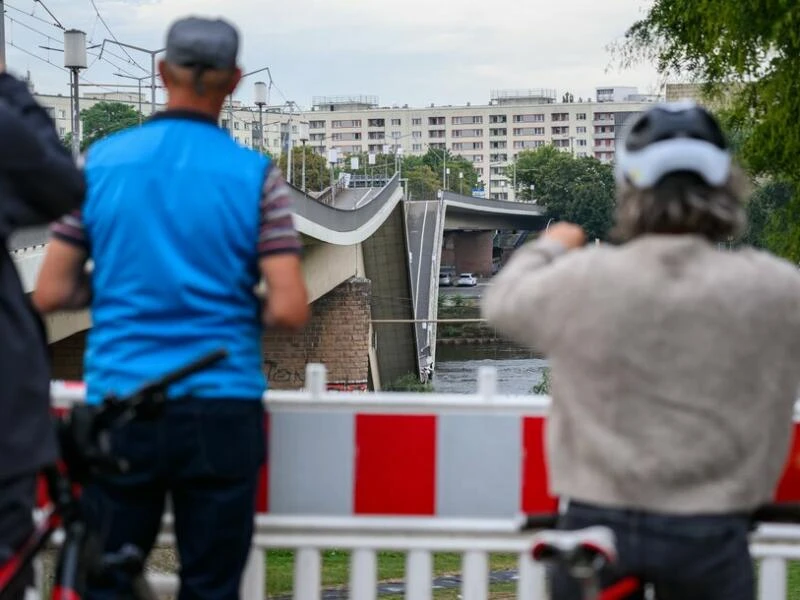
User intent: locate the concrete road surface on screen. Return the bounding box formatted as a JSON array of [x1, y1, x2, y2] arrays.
[[405, 201, 440, 368]]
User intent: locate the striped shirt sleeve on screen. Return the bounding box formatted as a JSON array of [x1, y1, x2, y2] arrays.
[[259, 164, 302, 257], [50, 209, 88, 249]]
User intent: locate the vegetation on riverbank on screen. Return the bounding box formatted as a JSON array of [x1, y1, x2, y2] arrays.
[[436, 295, 498, 342]]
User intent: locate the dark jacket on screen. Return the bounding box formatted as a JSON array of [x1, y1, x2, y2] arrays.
[[0, 73, 85, 479]]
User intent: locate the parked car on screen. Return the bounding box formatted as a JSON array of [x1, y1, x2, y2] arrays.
[[456, 273, 477, 287], [439, 272, 453, 286]]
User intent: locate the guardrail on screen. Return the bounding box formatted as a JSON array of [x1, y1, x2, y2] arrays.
[[44, 365, 800, 599]]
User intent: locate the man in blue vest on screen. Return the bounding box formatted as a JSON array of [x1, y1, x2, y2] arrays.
[[34, 16, 309, 599]]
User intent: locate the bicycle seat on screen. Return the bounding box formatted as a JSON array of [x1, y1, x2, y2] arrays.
[[531, 526, 618, 566]]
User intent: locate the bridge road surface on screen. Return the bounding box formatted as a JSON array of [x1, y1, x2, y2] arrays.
[[405, 200, 440, 376]]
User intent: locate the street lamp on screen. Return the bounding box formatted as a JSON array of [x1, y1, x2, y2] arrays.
[[113, 73, 151, 123], [298, 122, 309, 194], [254, 81, 268, 154], [64, 29, 87, 158], [459, 171, 464, 195]]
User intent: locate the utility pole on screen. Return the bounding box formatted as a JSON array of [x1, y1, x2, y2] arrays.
[[1, 1, 6, 67], [97, 40, 165, 115]]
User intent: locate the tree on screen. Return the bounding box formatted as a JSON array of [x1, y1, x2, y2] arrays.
[[619, 2, 800, 180], [404, 164, 441, 201], [278, 145, 330, 192], [416, 148, 479, 195], [513, 146, 616, 241], [80, 102, 141, 151]]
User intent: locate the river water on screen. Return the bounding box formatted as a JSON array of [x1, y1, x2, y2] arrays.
[[431, 342, 548, 395]]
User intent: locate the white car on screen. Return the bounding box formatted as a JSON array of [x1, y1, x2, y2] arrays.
[[456, 273, 477, 287]]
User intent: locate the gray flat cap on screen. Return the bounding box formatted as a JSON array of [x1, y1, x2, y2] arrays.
[[165, 16, 239, 70]]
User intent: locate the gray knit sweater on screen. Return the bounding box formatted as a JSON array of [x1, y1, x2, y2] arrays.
[[482, 234, 800, 514]]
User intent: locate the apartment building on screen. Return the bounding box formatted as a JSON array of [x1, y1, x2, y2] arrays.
[[32, 84, 296, 155], [299, 87, 658, 200]]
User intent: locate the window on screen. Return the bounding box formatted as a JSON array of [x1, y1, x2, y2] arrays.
[[469, 142, 483, 150], [551, 126, 569, 135], [412, 144, 423, 151], [513, 114, 544, 123], [429, 129, 446, 138], [59, 127, 66, 136], [490, 153, 508, 162], [331, 132, 361, 141], [513, 127, 545, 136], [310, 133, 325, 141], [391, 131, 401, 139], [412, 131, 422, 138], [490, 141, 507, 149], [553, 139, 570, 148], [452, 115, 483, 125], [513, 140, 545, 149], [576, 126, 587, 134], [58, 109, 66, 119], [429, 142, 446, 150], [368, 131, 385, 140], [490, 114, 507, 123], [551, 113, 570, 121], [428, 116, 445, 125], [452, 128, 483, 138], [391, 118, 401, 126], [368, 118, 385, 127], [471, 155, 483, 163], [412, 118, 422, 125], [489, 128, 507, 136], [475, 168, 484, 176], [309, 120, 326, 129], [331, 120, 361, 128], [576, 113, 587, 121], [244, 123, 250, 131], [452, 142, 464, 151]]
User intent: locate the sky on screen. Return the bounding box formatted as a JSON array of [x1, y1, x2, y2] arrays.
[[1, 0, 668, 110]]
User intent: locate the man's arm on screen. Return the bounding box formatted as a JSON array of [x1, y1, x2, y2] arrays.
[[0, 69, 85, 226], [481, 223, 586, 352], [32, 215, 91, 314], [258, 164, 309, 330]]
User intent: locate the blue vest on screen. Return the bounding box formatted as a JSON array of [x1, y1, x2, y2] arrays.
[[81, 112, 268, 404]]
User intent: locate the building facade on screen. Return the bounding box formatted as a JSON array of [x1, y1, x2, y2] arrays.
[[32, 81, 659, 201], [297, 87, 659, 200]]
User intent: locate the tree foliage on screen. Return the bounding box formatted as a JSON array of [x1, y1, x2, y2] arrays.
[[513, 146, 616, 241], [620, 1, 800, 180], [619, 2, 800, 261], [278, 145, 330, 192], [81, 101, 141, 151]]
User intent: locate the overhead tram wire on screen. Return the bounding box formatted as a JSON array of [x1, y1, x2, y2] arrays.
[[5, 1, 61, 29], [31, 0, 63, 30], [88, 0, 146, 73]]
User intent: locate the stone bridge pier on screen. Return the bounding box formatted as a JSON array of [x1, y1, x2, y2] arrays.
[[49, 277, 379, 392]]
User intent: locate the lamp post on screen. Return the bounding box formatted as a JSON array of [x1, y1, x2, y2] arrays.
[[254, 81, 267, 154], [64, 30, 87, 158], [113, 73, 150, 123], [298, 123, 309, 194], [459, 171, 464, 195]]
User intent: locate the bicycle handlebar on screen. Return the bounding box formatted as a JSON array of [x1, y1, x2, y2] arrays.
[[520, 504, 800, 532]]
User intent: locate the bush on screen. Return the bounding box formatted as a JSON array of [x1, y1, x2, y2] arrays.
[[385, 373, 434, 392], [531, 368, 551, 395]]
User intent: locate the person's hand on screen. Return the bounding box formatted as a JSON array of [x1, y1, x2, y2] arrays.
[[542, 222, 586, 250]]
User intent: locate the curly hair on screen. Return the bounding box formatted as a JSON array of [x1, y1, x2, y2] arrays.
[[611, 167, 749, 243]]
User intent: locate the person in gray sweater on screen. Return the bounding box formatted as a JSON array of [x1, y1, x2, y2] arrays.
[[483, 102, 800, 599]]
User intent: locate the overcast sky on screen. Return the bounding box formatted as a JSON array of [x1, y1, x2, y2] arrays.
[[2, 0, 666, 109]]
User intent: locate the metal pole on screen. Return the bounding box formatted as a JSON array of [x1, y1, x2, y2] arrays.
[[513, 163, 516, 200], [70, 68, 80, 157], [301, 140, 306, 193], [0, 1, 6, 67], [330, 161, 335, 204], [258, 104, 264, 153], [137, 79, 142, 124], [227, 95, 233, 134], [286, 106, 293, 185], [150, 53, 156, 114]]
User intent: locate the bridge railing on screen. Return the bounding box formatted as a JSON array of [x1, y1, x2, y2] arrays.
[[44, 364, 800, 599]]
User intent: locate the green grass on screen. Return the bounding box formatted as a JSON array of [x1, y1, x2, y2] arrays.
[[265, 551, 518, 597], [265, 554, 800, 598]]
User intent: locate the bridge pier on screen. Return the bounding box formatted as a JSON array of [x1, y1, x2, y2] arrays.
[[48, 277, 376, 392], [442, 231, 494, 278]]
